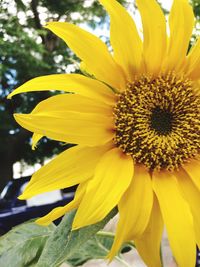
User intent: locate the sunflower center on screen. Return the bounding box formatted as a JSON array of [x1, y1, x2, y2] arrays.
[[114, 73, 200, 171], [150, 107, 173, 135]]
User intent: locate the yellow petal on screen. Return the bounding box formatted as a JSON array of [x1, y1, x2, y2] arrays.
[[31, 133, 43, 150], [136, 0, 167, 75], [153, 170, 196, 267], [72, 148, 133, 229], [183, 159, 200, 191], [165, 0, 194, 72], [99, 0, 142, 80], [186, 37, 200, 79], [108, 165, 153, 259], [28, 94, 113, 146], [19, 144, 111, 199], [176, 167, 200, 248], [36, 182, 87, 226], [135, 196, 163, 267], [32, 93, 113, 115], [14, 110, 114, 146], [8, 74, 116, 105], [45, 22, 126, 90]]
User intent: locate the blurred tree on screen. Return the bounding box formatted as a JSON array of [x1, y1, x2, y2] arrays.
[[192, 0, 200, 18], [191, 0, 200, 39], [0, 0, 124, 190]]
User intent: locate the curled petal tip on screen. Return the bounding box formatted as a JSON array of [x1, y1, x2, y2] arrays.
[[18, 194, 25, 200], [13, 113, 28, 122], [44, 22, 55, 29], [35, 218, 48, 226], [13, 113, 22, 123], [7, 93, 12, 99], [43, 23, 49, 29], [72, 222, 80, 231], [106, 251, 115, 262]]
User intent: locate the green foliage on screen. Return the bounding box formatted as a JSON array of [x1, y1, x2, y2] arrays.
[[0, 220, 55, 267], [191, 0, 200, 19], [37, 209, 117, 267], [67, 231, 115, 266], [0, 209, 125, 267]]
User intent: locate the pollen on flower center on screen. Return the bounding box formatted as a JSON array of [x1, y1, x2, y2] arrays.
[[113, 73, 200, 171]]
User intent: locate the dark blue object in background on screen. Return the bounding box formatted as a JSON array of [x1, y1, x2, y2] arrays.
[[0, 176, 76, 234]]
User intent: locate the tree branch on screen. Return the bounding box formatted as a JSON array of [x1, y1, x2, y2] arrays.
[[31, 0, 42, 29], [30, 0, 46, 44]]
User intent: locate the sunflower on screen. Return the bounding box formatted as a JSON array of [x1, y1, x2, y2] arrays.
[[8, 0, 200, 266]]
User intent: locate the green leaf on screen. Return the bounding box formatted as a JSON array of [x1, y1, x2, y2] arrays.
[[67, 231, 115, 266], [67, 230, 134, 267], [37, 208, 117, 267], [0, 220, 55, 267], [0, 209, 118, 267]]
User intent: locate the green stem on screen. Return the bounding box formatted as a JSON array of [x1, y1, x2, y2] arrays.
[[97, 230, 115, 238], [97, 231, 135, 247], [97, 231, 134, 267]]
